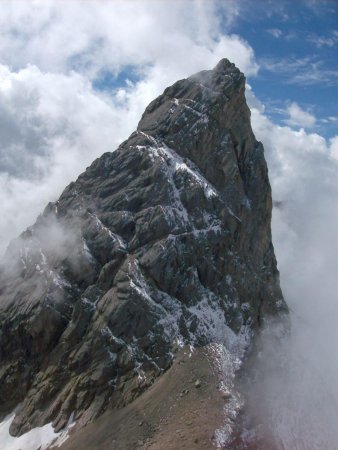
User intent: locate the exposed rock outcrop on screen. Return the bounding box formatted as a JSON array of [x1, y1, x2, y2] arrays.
[[0, 59, 286, 445]]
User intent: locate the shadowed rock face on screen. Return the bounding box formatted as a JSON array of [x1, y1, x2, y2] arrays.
[[0, 59, 286, 438]]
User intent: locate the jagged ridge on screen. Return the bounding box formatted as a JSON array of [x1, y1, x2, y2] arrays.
[[0, 59, 286, 439]]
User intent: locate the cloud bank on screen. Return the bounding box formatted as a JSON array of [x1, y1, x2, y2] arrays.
[[244, 89, 338, 449]]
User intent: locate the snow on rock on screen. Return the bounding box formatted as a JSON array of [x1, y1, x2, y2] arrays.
[[89, 213, 127, 249], [0, 59, 285, 442], [0, 411, 76, 450], [0, 413, 61, 450], [207, 326, 251, 449], [149, 143, 218, 200]]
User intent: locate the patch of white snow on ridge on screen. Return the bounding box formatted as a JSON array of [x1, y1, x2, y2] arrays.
[[89, 213, 127, 249], [210, 326, 252, 449], [129, 259, 184, 344], [160, 144, 218, 199], [0, 413, 64, 450], [186, 293, 252, 448], [149, 146, 190, 225], [48, 270, 71, 289], [138, 130, 158, 146], [187, 297, 231, 344], [135, 132, 218, 200]]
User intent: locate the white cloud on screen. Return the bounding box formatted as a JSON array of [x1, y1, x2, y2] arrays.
[[285, 101, 316, 128], [329, 135, 338, 161], [321, 116, 338, 124], [262, 56, 338, 86], [0, 1, 258, 78], [0, 0, 259, 255], [307, 31, 338, 48], [0, 65, 124, 254], [266, 28, 283, 38], [246, 89, 338, 448]]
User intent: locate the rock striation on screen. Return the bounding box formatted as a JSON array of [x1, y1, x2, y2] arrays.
[[0, 59, 286, 442]]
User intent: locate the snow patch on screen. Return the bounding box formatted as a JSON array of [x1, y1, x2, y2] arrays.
[[48, 270, 71, 289], [209, 327, 251, 449], [82, 238, 96, 263], [227, 207, 241, 222], [0, 413, 73, 450], [89, 213, 127, 249], [81, 297, 96, 309], [159, 144, 218, 199]]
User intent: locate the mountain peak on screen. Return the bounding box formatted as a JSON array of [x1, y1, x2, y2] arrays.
[[0, 60, 286, 448], [189, 57, 243, 90], [137, 58, 244, 138]]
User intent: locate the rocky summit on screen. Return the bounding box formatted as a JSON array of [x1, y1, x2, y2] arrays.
[[0, 59, 287, 449]]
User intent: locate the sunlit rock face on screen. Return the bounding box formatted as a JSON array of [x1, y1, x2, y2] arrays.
[[0, 59, 286, 441]]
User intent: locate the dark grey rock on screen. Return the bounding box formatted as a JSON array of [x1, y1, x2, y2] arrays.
[[0, 58, 286, 436]]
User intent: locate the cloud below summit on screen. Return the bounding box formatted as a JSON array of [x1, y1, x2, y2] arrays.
[[246, 88, 338, 449]]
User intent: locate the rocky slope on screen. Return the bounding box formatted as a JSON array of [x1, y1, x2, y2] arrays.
[[58, 346, 228, 450], [0, 59, 286, 448]]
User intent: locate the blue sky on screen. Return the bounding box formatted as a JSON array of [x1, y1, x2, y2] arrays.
[[225, 0, 338, 138], [90, 0, 338, 138]]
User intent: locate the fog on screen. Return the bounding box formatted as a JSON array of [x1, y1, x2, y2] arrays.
[[240, 96, 338, 449]]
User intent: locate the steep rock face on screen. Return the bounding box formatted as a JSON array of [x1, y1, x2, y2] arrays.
[[0, 59, 286, 439]]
